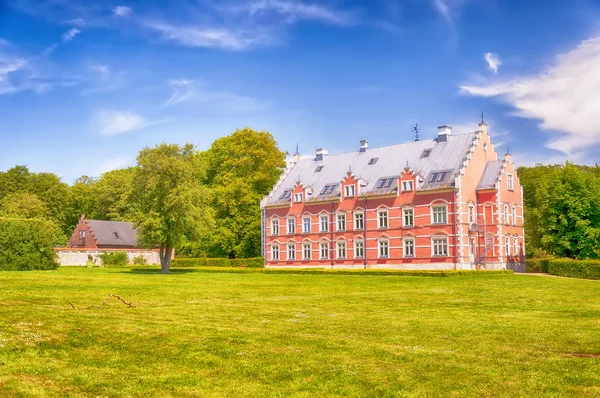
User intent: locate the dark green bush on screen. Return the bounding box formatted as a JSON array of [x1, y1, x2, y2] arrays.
[[526, 258, 552, 273], [0, 218, 65, 271], [548, 259, 600, 280], [100, 251, 129, 267], [171, 257, 265, 268], [132, 254, 148, 265]]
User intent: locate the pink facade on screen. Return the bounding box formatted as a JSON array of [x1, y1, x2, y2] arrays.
[[261, 122, 524, 270]]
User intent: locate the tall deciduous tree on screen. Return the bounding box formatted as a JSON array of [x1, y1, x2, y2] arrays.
[[130, 143, 214, 273], [0, 192, 49, 219], [201, 127, 286, 258]]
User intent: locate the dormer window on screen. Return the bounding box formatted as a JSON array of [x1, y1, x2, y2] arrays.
[[401, 181, 413, 192], [294, 193, 303, 203], [429, 171, 449, 183], [113, 231, 120, 239], [344, 185, 355, 197], [420, 149, 432, 158], [315, 166, 324, 173], [368, 158, 379, 165], [376, 178, 394, 189], [429, 173, 439, 183], [279, 189, 292, 200], [320, 185, 336, 195]]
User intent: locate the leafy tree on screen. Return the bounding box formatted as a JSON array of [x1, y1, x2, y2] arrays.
[[201, 127, 286, 258], [0, 166, 31, 199], [93, 168, 135, 221], [0, 192, 49, 219], [130, 143, 214, 273]]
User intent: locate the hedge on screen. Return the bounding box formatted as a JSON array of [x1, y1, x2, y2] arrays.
[[171, 257, 265, 268], [526, 258, 552, 273], [0, 218, 65, 271], [99, 251, 129, 267], [547, 259, 600, 280], [137, 266, 513, 277]]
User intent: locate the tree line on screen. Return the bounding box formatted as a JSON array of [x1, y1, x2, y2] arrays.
[[2, 127, 599, 270]]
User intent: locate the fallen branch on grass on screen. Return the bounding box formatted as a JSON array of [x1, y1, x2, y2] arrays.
[[66, 294, 136, 309]]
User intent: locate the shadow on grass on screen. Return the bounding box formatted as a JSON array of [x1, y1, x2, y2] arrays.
[[118, 268, 201, 275]]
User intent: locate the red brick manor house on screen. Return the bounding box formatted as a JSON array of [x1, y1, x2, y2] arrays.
[[260, 121, 524, 270]]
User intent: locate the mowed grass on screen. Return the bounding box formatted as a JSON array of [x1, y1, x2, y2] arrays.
[[1, 269, 599, 397]]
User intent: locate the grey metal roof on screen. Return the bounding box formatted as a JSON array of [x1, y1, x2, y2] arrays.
[[265, 132, 478, 207], [477, 160, 504, 190], [88, 220, 137, 247]]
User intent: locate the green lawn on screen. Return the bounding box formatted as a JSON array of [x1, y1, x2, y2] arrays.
[[1, 268, 599, 397]]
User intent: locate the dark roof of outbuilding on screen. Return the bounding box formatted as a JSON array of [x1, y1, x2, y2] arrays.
[[88, 220, 137, 247]]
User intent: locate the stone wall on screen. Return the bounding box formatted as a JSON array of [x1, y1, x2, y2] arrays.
[[54, 248, 161, 266]]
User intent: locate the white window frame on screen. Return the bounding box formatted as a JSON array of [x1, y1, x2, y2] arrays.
[[319, 215, 329, 232], [403, 207, 414, 227], [294, 193, 303, 203], [513, 236, 518, 256], [302, 216, 311, 233], [354, 240, 364, 258], [401, 180, 413, 192], [337, 241, 346, 259], [287, 217, 295, 235], [403, 238, 415, 257], [431, 205, 447, 224], [320, 242, 329, 259], [302, 242, 311, 260], [432, 236, 448, 257], [378, 209, 389, 229], [505, 236, 510, 257], [512, 205, 517, 226], [336, 213, 346, 231], [507, 174, 514, 191], [378, 239, 389, 258], [468, 204, 475, 224], [344, 184, 355, 198], [271, 244, 280, 261], [354, 211, 364, 230], [504, 204, 509, 225], [287, 243, 296, 260], [271, 219, 279, 236]]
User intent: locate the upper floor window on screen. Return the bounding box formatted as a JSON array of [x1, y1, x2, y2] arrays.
[[378, 209, 389, 228], [287, 243, 296, 260], [319, 215, 329, 232], [320, 242, 329, 259], [354, 240, 364, 258], [420, 149, 432, 158], [320, 185, 336, 195], [513, 237, 518, 256], [403, 238, 415, 257], [80, 230, 86, 239], [429, 171, 448, 183], [378, 239, 389, 258], [512, 205, 517, 226], [432, 237, 448, 256], [377, 178, 395, 189], [368, 157, 379, 165], [431, 205, 447, 224], [294, 193, 303, 203], [468, 204, 475, 224], [303, 242, 311, 260], [504, 204, 509, 225], [344, 185, 355, 197], [302, 217, 311, 233], [287, 218, 295, 234], [505, 236, 510, 256], [507, 174, 514, 191], [271, 219, 280, 236], [403, 208, 414, 227], [280, 189, 292, 200], [354, 212, 364, 230], [401, 180, 414, 192], [271, 244, 280, 261], [337, 213, 346, 231]]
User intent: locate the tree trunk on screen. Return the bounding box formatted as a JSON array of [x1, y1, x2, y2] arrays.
[[159, 245, 173, 274]]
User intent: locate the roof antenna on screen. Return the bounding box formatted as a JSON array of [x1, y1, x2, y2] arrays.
[[348, 165, 352, 173], [294, 143, 300, 156], [481, 110, 485, 124], [506, 145, 510, 155], [405, 160, 409, 169], [412, 123, 419, 141]]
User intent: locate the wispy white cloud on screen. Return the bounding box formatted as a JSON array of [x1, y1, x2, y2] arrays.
[[433, 0, 453, 24], [113, 5, 132, 17], [246, 0, 356, 25], [460, 37, 600, 158], [141, 20, 273, 51], [62, 28, 81, 42], [81, 64, 127, 94], [66, 18, 86, 26], [95, 110, 168, 136], [484, 52, 501, 74], [165, 79, 194, 106]]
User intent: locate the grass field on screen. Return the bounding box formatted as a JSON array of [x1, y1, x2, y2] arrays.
[[1, 268, 599, 397]]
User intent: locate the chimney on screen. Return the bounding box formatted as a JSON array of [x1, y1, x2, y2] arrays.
[[437, 125, 452, 142], [360, 140, 368, 152], [315, 148, 328, 161]]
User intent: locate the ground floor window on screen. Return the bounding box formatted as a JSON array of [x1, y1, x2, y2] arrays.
[[354, 240, 364, 258], [505, 236, 510, 257], [287, 243, 296, 260], [432, 237, 448, 256], [378, 239, 389, 258], [303, 242, 311, 260], [513, 237, 518, 256], [320, 242, 329, 259], [337, 241, 346, 259], [403, 238, 415, 257], [271, 244, 279, 261]]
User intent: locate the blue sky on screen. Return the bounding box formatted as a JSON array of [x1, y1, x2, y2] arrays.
[[1, 0, 599, 183]]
